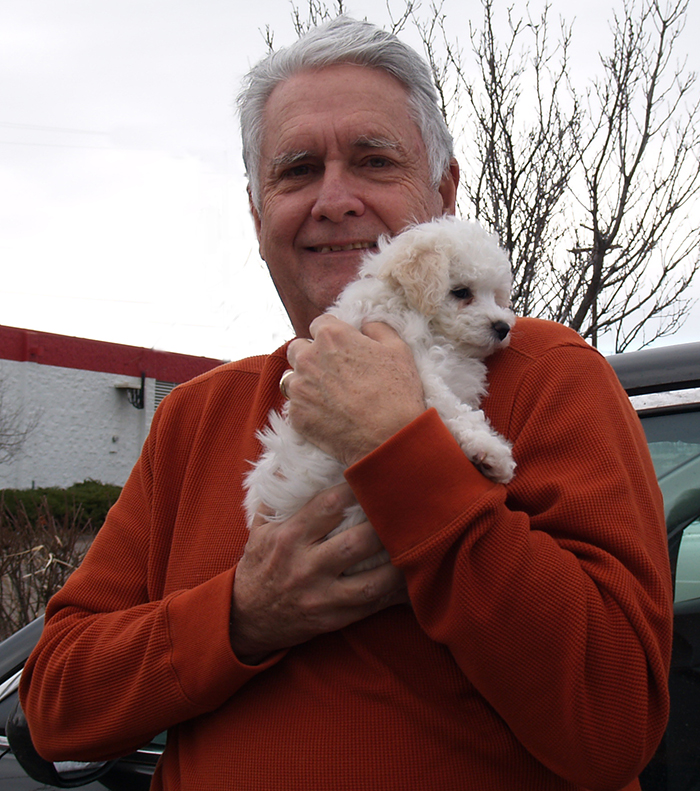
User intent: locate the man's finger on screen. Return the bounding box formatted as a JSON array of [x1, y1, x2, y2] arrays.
[[333, 562, 409, 611], [286, 336, 313, 368], [254, 483, 358, 543], [360, 321, 402, 343], [319, 520, 388, 576], [308, 313, 342, 339], [250, 503, 275, 529]]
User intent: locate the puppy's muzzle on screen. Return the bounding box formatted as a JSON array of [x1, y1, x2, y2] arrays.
[[492, 321, 512, 342]]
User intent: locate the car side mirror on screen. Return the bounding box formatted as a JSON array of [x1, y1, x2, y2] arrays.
[[5, 697, 116, 788]]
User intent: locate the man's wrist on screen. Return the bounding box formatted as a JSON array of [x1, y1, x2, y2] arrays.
[[229, 593, 274, 666]]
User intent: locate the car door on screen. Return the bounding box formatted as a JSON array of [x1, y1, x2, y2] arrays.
[[639, 403, 700, 790]]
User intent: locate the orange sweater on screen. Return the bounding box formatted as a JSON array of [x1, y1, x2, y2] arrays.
[[21, 318, 672, 790]]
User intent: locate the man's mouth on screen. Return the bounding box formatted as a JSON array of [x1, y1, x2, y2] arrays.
[[308, 241, 376, 254]]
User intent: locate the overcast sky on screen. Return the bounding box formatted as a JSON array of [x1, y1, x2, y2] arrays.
[[1, 0, 698, 362]]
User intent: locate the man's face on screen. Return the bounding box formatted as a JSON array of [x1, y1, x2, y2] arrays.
[[250, 63, 459, 337]]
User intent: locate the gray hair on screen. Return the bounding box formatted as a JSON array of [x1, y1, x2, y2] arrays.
[[238, 15, 454, 208]]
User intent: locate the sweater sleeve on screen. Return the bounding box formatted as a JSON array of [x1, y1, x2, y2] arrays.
[[19, 397, 284, 762], [345, 343, 673, 791]]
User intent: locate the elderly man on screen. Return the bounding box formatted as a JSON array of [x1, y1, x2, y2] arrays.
[[21, 16, 672, 791]]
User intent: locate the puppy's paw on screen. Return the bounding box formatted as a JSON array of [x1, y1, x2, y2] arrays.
[[470, 436, 515, 484]]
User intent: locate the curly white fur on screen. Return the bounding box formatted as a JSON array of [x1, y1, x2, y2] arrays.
[[244, 216, 516, 571]]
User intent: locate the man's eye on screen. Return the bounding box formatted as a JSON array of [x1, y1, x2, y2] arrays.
[[365, 156, 391, 168], [451, 287, 473, 300], [284, 164, 311, 178]]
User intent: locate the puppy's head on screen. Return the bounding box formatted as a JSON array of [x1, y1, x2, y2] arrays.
[[373, 216, 515, 356]]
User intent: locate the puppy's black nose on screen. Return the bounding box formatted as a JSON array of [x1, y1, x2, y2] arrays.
[[492, 321, 511, 341]]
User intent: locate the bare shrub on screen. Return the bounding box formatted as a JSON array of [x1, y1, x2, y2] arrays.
[[0, 494, 92, 639]]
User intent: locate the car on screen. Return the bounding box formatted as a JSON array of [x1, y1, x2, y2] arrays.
[[0, 617, 163, 790], [610, 341, 700, 791], [1, 340, 699, 790]]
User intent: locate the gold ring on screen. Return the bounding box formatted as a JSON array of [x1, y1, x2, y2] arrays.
[[279, 369, 294, 399]]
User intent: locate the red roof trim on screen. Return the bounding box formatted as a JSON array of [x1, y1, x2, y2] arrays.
[[0, 325, 224, 382]]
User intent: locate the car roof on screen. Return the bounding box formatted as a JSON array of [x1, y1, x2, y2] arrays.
[[607, 341, 700, 396]]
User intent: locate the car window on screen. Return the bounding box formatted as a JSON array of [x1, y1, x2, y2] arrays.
[[639, 407, 700, 603], [674, 521, 700, 603]]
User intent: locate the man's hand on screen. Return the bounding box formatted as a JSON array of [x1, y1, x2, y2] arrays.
[[231, 483, 408, 664], [285, 317, 426, 466]]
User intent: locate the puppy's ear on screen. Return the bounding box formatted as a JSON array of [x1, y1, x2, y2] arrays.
[[377, 234, 449, 316]]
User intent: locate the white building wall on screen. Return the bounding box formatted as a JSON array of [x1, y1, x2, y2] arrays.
[[0, 359, 156, 489]]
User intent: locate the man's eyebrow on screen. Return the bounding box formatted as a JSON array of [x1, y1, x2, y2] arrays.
[[269, 150, 312, 170], [353, 135, 403, 151]]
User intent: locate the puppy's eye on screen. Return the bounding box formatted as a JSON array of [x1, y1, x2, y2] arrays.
[[450, 287, 473, 301]]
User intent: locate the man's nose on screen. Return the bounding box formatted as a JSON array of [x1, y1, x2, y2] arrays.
[[310, 166, 365, 222]]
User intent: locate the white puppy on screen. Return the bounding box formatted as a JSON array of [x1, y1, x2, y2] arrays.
[[244, 216, 516, 569]]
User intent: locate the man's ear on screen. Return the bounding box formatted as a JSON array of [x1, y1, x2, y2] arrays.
[[248, 186, 262, 242], [439, 159, 460, 216]]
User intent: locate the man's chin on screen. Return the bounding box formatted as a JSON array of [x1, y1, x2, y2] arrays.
[[283, 261, 366, 336]]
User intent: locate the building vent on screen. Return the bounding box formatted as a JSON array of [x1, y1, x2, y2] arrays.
[[154, 380, 179, 410]]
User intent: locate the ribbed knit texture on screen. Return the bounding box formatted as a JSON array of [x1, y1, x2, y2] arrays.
[[20, 318, 672, 790]]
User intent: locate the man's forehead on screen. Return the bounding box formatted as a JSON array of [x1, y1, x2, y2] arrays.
[[258, 64, 422, 162]]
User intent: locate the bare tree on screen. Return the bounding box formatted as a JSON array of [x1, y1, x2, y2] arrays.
[[560, 0, 700, 349], [425, 0, 700, 350], [0, 374, 40, 466], [273, 0, 700, 351]]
